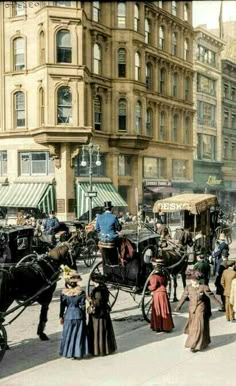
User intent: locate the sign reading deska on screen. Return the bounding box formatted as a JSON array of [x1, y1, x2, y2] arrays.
[[158, 202, 190, 211], [207, 176, 222, 186]]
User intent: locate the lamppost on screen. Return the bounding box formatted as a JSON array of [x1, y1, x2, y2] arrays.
[[80, 141, 101, 223]]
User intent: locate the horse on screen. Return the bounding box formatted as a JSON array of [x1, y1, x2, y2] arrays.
[[0, 243, 75, 342], [158, 228, 193, 302]]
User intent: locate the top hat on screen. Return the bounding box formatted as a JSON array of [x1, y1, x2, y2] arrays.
[[104, 201, 113, 210]]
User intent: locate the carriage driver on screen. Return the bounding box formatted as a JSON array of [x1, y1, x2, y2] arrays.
[[96, 201, 122, 266]]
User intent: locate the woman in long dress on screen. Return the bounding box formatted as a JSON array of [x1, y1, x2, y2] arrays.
[[175, 270, 222, 352], [148, 261, 174, 332], [87, 274, 117, 356], [59, 270, 88, 359]]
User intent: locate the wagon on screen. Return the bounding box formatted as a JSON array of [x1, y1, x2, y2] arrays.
[[86, 222, 186, 323]]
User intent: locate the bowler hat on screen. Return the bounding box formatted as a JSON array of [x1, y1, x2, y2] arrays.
[[104, 201, 113, 210]]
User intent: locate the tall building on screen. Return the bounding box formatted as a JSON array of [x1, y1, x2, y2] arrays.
[[210, 21, 236, 62], [193, 27, 225, 195], [0, 1, 194, 222], [222, 59, 236, 211]]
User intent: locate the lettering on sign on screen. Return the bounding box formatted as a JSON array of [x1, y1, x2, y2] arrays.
[[158, 202, 190, 211], [57, 199, 65, 213], [207, 176, 222, 186]]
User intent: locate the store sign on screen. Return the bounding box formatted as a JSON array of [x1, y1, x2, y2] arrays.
[[206, 176, 222, 186], [144, 180, 172, 187]]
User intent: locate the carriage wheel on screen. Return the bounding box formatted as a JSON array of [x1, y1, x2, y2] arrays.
[[0, 325, 7, 362], [86, 260, 119, 309], [15, 253, 38, 267], [83, 239, 98, 267], [141, 268, 172, 323]]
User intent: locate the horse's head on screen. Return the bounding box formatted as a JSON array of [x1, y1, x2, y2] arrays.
[[178, 229, 193, 247], [47, 243, 74, 267]]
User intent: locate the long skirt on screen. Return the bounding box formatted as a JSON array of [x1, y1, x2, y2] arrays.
[[88, 314, 117, 356], [150, 291, 174, 332], [59, 319, 88, 358], [184, 310, 211, 351]]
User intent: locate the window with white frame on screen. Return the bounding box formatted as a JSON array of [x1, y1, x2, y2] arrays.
[[0, 151, 7, 176], [172, 159, 187, 180], [143, 157, 166, 179], [145, 18, 151, 44], [57, 86, 72, 124], [92, 1, 100, 22], [118, 155, 132, 176], [159, 26, 164, 50], [13, 37, 25, 71], [118, 98, 127, 131], [14, 91, 25, 128], [146, 109, 152, 137], [56, 30, 71, 63], [19, 152, 54, 176], [135, 101, 142, 134], [94, 95, 102, 130], [118, 48, 126, 77], [135, 52, 141, 81], [93, 43, 101, 74], [117, 1, 126, 28], [134, 3, 139, 32], [12, 2, 25, 17]]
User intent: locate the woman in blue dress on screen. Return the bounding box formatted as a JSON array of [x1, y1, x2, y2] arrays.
[[59, 270, 88, 359]]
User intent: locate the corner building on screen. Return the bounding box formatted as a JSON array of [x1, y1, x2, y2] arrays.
[[0, 1, 194, 221]]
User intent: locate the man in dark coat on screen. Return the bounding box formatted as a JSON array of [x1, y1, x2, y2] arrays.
[[212, 233, 229, 275], [193, 250, 210, 285], [96, 201, 122, 265], [214, 249, 229, 311]]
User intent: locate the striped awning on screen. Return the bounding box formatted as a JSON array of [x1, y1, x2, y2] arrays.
[[76, 182, 128, 218], [0, 183, 55, 213]]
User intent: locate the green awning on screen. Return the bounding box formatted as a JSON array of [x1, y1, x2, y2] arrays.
[[0, 183, 55, 212], [76, 182, 128, 218], [0, 185, 10, 205]]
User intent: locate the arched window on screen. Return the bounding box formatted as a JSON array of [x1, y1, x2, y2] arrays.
[[172, 32, 177, 55], [14, 91, 25, 127], [94, 95, 102, 130], [184, 76, 190, 100], [118, 48, 126, 77], [172, 114, 178, 142], [118, 98, 127, 131], [39, 87, 45, 126], [184, 39, 189, 61], [159, 26, 164, 50], [92, 1, 100, 22], [171, 1, 177, 16], [93, 43, 101, 74], [184, 117, 190, 144], [57, 86, 72, 124], [56, 30, 71, 63], [160, 68, 166, 94], [159, 111, 166, 141], [39, 31, 45, 65], [117, 1, 126, 28], [135, 101, 142, 134], [184, 3, 188, 21], [135, 52, 141, 81], [145, 18, 150, 44], [146, 108, 152, 137], [13, 37, 25, 71], [172, 72, 178, 97], [134, 3, 139, 32], [146, 63, 152, 89]]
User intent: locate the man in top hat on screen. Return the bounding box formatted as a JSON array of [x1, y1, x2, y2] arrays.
[[96, 201, 122, 265]]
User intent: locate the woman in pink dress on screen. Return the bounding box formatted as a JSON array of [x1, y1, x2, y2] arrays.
[[148, 260, 174, 332]]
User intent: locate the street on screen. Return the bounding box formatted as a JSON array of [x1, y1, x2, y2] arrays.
[[0, 243, 236, 386]]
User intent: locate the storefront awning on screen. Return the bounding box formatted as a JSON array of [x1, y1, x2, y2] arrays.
[[146, 186, 180, 194], [0, 183, 55, 212], [76, 182, 128, 218]]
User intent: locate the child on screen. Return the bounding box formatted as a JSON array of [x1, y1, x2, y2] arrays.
[[148, 259, 174, 333], [87, 273, 117, 356], [59, 270, 88, 359]]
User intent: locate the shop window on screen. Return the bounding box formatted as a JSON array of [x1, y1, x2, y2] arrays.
[[143, 157, 166, 179], [172, 159, 187, 180], [19, 152, 54, 176], [56, 30, 71, 63], [0, 151, 7, 177], [57, 86, 72, 124]]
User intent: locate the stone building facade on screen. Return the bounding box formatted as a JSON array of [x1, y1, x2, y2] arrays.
[[0, 1, 194, 221], [193, 27, 225, 196]]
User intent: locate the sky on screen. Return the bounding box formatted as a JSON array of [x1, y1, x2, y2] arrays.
[[193, 0, 236, 29]]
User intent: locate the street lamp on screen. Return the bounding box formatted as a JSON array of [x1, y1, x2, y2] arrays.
[[80, 141, 101, 223]]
